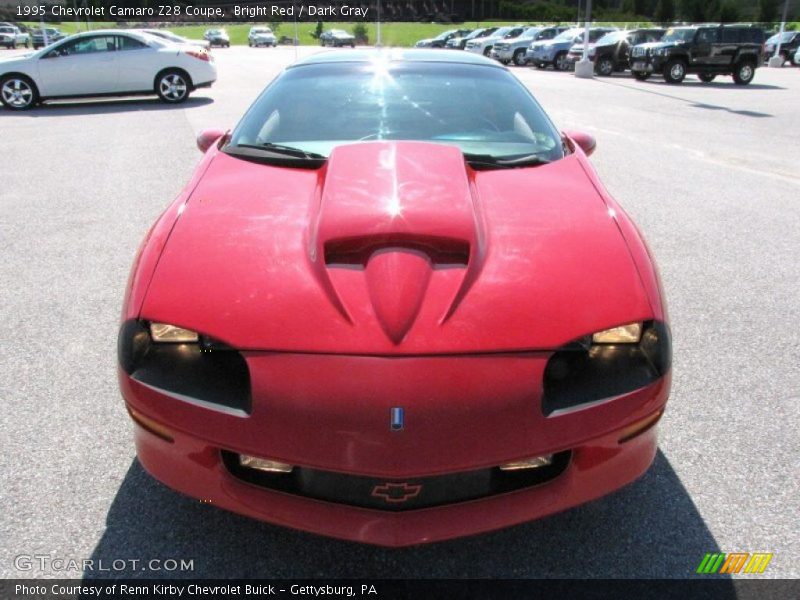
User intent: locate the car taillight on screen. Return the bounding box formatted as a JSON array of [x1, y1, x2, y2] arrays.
[[185, 49, 210, 62]]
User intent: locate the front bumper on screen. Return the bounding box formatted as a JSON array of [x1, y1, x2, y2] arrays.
[[120, 350, 670, 546], [491, 48, 514, 61], [630, 56, 665, 74], [529, 48, 555, 63]]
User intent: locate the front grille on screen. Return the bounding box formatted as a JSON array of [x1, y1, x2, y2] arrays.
[[223, 451, 571, 511], [632, 46, 646, 57]]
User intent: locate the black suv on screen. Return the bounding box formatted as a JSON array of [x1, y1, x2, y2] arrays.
[[630, 25, 765, 84], [765, 31, 800, 66]]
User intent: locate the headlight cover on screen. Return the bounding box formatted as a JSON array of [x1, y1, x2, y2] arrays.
[[150, 322, 199, 343], [592, 322, 642, 344], [543, 321, 671, 416]]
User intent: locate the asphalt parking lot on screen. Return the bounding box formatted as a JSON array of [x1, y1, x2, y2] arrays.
[[1, 46, 798, 579]]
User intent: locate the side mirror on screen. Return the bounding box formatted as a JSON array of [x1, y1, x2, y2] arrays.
[[564, 130, 596, 157], [196, 128, 226, 153]]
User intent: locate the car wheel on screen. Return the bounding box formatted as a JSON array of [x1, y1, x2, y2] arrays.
[[632, 71, 650, 81], [663, 59, 686, 84], [483, 46, 492, 56], [156, 70, 191, 104], [248, 41, 252, 47], [0, 75, 38, 110], [555, 51, 569, 71], [25, 40, 30, 48], [512, 49, 526, 66], [595, 56, 614, 76], [732, 60, 755, 85], [10, 40, 16, 49], [698, 72, 716, 83]]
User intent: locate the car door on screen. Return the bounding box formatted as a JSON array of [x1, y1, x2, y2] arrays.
[[114, 34, 160, 93], [691, 27, 719, 68], [37, 35, 119, 97]]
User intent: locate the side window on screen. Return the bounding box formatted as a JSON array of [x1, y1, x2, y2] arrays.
[[49, 35, 116, 57], [696, 28, 719, 44], [721, 28, 740, 43], [117, 35, 147, 51], [540, 29, 554, 40]]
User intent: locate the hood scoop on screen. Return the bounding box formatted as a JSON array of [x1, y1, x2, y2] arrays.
[[308, 141, 485, 342]]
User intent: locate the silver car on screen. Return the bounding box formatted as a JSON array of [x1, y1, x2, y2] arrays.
[[249, 27, 277, 47], [492, 26, 570, 66]]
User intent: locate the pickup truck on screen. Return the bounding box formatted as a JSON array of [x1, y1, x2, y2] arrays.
[[0, 26, 30, 49]]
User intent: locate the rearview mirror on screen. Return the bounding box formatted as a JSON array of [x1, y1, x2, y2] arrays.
[[196, 128, 227, 153], [564, 130, 596, 157]]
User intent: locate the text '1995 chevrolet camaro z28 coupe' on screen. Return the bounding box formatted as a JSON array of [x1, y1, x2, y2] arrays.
[[118, 49, 671, 547]]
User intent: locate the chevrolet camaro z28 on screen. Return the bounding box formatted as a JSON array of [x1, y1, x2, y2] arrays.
[[118, 49, 671, 547]]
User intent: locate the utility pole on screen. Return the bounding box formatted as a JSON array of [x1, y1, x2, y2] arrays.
[[574, 0, 594, 78], [768, 0, 791, 68]]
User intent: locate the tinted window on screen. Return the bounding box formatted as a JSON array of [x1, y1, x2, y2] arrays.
[[696, 28, 719, 44], [117, 35, 146, 50], [230, 62, 564, 162]]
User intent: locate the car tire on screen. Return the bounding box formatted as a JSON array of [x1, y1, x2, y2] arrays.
[[155, 69, 191, 104], [513, 49, 526, 66], [555, 51, 569, 71], [632, 71, 650, 81], [10, 40, 16, 49], [663, 59, 687, 84], [595, 56, 615, 76], [25, 40, 30, 48], [732, 60, 755, 85], [483, 46, 492, 57], [0, 74, 39, 110], [698, 72, 716, 83]]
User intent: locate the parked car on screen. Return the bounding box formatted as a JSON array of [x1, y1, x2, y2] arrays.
[[567, 28, 665, 76], [320, 29, 356, 48], [630, 24, 765, 84], [465, 25, 527, 57], [446, 27, 496, 50], [138, 29, 210, 51], [415, 28, 471, 48], [248, 26, 277, 48], [0, 30, 216, 110], [204, 28, 230, 48], [30, 28, 65, 49], [119, 48, 671, 547], [765, 30, 800, 66], [529, 27, 616, 71], [0, 25, 30, 49], [492, 25, 570, 66], [795, 45, 800, 66]]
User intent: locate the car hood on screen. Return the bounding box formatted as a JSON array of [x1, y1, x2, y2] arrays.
[[142, 142, 651, 354], [0, 54, 32, 65]]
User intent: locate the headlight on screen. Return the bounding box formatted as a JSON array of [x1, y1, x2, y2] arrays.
[[150, 322, 199, 343], [591, 322, 642, 344]]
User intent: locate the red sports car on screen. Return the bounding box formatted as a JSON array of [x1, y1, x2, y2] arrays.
[[118, 50, 671, 546]]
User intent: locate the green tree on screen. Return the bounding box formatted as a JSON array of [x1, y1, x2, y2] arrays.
[[758, 0, 779, 22], [718, 0, 740, 22], [655, 0, 676, 22]]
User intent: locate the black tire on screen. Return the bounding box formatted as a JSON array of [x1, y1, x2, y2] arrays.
[[155, 69, 191, 104], [483, 46, 492, 57], [25, 39, 30, 48], [513, 49, 526, 66], [248, 41, 252, 47], [10, 40, 16, 49], [698, 72, 716, 83], [663, 58, 687, 84], [554, 51, 569, 71], [732, 60, 755, 85], [595, 56, 615, 76], [0, 74, 38, 110], [632, 71, 650, 81]]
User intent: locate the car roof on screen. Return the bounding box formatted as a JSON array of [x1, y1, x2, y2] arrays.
[[293, 48, 503, 68]]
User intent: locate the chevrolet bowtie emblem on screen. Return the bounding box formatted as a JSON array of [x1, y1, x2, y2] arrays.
[[371, 482, 422, 503]]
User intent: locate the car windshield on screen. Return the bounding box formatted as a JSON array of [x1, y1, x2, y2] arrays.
[[331, 30, 348, 35], [767, 32, 795, 43], [488, 27, 513, 38], [553, 29, 583, 42], [662, 28, 696, 43], [228, 61, 564, 164], [0, 27, 13, 33], [208, 29, 223, 35], [434, 30, 456, 41], [596, 31, 627, 45], [253, 28, 270, 34]]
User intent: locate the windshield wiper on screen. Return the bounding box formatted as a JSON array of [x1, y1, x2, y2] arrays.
[[223, 143, 326, 167], [463, 153, 551, 170]]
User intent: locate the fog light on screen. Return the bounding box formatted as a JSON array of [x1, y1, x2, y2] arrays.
[[239, 454, 293, 473], [499, 454, 553, 471]]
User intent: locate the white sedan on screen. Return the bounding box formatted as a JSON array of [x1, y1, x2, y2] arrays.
[[0, 29, 217, 110]]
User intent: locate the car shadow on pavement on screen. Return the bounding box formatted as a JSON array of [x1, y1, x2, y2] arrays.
[[83, 450, 733, 584], [0, 96, 213, 117], [593, 78, 776, 118]]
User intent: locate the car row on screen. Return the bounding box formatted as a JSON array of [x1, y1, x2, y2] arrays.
[[491, 26, 571, 66], [0, 29, 217, 110]]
